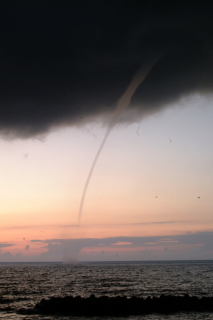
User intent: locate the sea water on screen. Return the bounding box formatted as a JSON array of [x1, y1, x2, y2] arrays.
[[0, 261, 213, 319]]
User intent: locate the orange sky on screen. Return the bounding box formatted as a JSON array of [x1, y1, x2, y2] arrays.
[[0, 95, 213, 261]]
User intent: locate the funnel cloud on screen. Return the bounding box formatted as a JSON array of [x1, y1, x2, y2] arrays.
[[78, 60, 157, 222], [1, 1, 213, 138]]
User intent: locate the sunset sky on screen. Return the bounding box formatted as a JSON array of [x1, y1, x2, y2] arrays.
[[1, 1, 213, 261]]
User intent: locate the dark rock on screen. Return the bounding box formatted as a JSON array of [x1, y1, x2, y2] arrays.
[[18, 307, 41, 315], [22, 295, 213, 316]]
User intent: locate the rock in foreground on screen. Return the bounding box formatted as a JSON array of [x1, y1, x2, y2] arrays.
[[27, 294, 213, 315]]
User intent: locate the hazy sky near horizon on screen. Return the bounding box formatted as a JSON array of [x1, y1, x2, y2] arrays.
[[1, 1, 213, 261]]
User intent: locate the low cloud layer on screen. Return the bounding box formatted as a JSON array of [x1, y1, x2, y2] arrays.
[[1, 1, 213, 138], [29, 231, 213, 262], [0, 232, 212, 262], [0, 242, 14, 249]]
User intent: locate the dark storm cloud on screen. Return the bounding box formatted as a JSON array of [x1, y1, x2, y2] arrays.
[[1, 0, 213, 137]]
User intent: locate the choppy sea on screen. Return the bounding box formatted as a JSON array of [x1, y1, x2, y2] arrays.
[[0, 261, 213, 319]]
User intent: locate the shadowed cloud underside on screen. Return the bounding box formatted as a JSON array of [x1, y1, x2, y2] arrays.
[[1, 1, 213, 137]]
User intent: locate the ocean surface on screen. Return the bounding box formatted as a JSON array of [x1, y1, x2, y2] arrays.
[[0, 260, 213, 319]]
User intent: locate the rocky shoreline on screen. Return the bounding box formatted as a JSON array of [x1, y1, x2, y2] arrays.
[[18, 294, 213, 315]]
